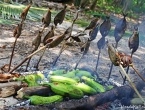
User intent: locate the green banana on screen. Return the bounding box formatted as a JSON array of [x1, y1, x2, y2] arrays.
[[82, 76, 106, 92], [72, 83, 97, 95], [44, 82, 84, 99], [68, 85, 84, 99], [13, 72, 44, 87], [49, 69, 66, 75], [62, 70, 76, 78], [75, 69, 94, 79], [72, 76, 80, 82], [24, 95, 63, 105], [44, 82, 68, 96], [24, 73, 44, 87], [49, 75, 78, 84], [106, 85, 114, 91]]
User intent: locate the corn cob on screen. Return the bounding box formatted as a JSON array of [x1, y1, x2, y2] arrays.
[[82, 76, 106, 92], [24, 95, 63, 105], [49, 76, 78, 84], [72, 83, 97, 95]]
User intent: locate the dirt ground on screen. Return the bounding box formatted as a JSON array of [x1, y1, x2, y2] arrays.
[[0, 13, 145, 86]]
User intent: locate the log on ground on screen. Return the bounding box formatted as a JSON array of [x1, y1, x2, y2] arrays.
[[16, 86, 52, 98]]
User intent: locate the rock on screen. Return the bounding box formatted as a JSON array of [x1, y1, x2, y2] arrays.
[[0, 96, 18, 109]]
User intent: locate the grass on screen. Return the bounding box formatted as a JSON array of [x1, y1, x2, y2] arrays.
[[108, 28, 132, 38], [74, 19, 89, 27], [0, 18, 19, 25], [0, 3, 48, 24]]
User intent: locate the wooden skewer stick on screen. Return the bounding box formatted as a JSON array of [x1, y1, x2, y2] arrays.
[[9, 44, 49, 73], [108, 42, 118, 80], [8, 37, 18, 72], [130, 64, 145, 82], [119, 64, 145, 105], [95, 50, 101, 72], [25, 26, 45, 71], [52, 41, 68, 68], [34, 48, 46, 69]]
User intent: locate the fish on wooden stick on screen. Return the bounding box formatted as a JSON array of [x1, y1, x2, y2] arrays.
[[25, 8, 51, 71], [108, 13, 127, 80], [7, 4, 31, 72], [54, 4, 67, 27], [123, 26, 139, 84], [9, 28, 70, 73]]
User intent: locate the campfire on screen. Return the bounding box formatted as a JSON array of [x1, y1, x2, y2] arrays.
[[0, 3, 145, 110]]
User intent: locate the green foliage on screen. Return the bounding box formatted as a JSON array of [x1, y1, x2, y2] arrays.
[[1, 0, 145, 26], [109, 28, 132, 38], [76, 0, 145, 20], [0, 18, 18, 24], [75, 19, 88, 27], [0, 2, 47, 24]]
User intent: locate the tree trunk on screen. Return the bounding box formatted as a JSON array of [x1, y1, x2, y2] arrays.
[[90, 0, 97, 11], [122, 0, 132, 13], [16, 86, 52, 98]]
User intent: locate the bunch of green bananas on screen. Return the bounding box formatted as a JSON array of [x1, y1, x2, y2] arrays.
[[17, 69, 109, 104], [45, 74, 105, 98], [46, 69, 108, 97]]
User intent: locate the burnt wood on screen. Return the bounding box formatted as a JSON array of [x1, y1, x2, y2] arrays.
[[16, 86, 52, 99]]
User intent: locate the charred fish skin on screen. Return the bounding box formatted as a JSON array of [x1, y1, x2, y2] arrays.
[[114, 14, 127, 43], [100, 16, 111, 37]]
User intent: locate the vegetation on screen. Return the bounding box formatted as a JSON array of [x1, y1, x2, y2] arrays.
[[0, 2, 47, 24], [0, 0, 145, 26], [74, 0, 145, 19]]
